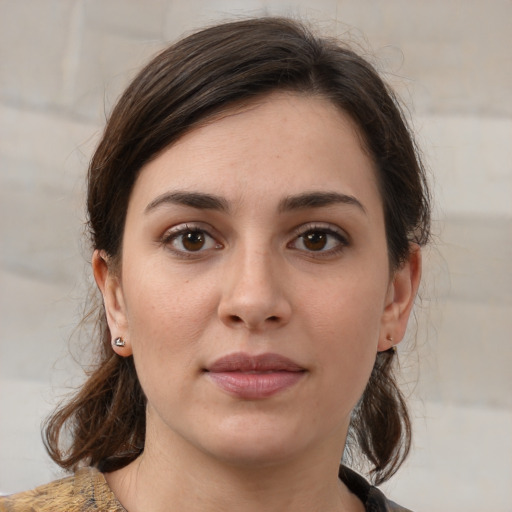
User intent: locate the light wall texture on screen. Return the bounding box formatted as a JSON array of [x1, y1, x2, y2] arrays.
[[1, 1, 511, 510]]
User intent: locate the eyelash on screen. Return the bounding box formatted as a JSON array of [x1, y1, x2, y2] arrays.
[[161, 224, 222, 258], [160, 223, 349, 258], [288, 224, 349, 257]]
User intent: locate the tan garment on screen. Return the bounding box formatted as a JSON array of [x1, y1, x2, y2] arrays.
[[0, 465, 411, 512], [0, 467, 126, 512]]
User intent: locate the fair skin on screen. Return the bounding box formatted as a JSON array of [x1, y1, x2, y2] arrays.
[[93, 92, 421, 512]]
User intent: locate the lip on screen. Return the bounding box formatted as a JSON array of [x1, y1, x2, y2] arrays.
[[204, 352, 306, 399]]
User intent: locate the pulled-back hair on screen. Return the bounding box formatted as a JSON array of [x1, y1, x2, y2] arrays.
[[44, 17, 430, 485]]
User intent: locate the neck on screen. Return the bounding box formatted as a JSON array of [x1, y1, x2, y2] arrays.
[[104, 417, 363, 512]]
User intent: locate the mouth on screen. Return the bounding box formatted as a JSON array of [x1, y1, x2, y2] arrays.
[[204, 352, 306, 399]]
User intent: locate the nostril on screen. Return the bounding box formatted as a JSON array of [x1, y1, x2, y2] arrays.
[[267, 316, 279, 322], [229, 315, 243, 324]]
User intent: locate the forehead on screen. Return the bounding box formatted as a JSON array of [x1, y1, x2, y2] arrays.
[[129, 92, 381, 215]]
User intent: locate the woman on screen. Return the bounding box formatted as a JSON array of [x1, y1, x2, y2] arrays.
[[1, 17, 429, 512]]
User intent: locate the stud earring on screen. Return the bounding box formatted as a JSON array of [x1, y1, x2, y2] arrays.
[[386, 334, 397, 354], [113, 337, 126, 348]]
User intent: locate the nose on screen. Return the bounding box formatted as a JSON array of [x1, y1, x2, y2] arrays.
[[217, 245, 292, 332]]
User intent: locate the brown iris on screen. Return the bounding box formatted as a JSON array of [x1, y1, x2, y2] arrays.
[[302, 231, 327, 251], [182, 231, 206, 251]]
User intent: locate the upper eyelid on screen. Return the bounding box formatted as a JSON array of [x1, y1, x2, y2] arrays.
[[162, 222, 217, 238], [160, 221, 349, 245], [292, 222, 349, 240]]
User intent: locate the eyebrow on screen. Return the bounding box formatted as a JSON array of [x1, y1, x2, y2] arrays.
[[145, 190, 365, 215], [145, 191, 229, 213], [278, 191, 366, 214]]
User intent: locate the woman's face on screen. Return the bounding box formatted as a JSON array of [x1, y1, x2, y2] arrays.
[[97, 92, 418, 467]]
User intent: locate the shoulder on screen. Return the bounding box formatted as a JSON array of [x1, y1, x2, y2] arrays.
[[0, 467, 125, 512], [339, 466, 413, 512]]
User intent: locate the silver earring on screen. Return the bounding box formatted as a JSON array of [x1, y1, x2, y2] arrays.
[[113, 337, 126, 347], [386, 335, 397, 354]]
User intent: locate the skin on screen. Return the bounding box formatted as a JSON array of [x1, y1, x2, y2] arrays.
[[93, 92, 421, 512]]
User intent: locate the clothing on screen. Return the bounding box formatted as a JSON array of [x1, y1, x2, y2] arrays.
[[0, 466, 411, 512], [0, 468, 121, 512], [338, 466, 412, 512]]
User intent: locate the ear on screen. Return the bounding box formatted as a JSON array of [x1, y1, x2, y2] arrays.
[[92, 250, 132, 356], [378, 244, 422, 352]]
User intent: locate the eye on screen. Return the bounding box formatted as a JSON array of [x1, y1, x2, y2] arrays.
[[289, 225, 348, 254], [163, 226, 221, 254]]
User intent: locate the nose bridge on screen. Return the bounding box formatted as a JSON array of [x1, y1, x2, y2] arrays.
[[218, 236, 291, 330]]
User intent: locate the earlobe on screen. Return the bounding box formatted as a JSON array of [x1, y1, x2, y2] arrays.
[[378, 244, 422, 352], [92, 250, 132, 356]]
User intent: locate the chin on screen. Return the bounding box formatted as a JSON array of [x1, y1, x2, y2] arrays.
[[198, 417, 314, 468]]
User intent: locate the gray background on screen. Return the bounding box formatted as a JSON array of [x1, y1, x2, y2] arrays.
[[1, 1, 511, 510]]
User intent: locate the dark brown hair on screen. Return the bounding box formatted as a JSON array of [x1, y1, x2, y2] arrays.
[[44, 17, 430, 485]]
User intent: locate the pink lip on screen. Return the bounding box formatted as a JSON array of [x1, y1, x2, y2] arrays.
[[205, 352, 306, 399]]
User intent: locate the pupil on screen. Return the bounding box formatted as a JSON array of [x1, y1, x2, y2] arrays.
[[304, 232, 326, 251], [183, 232, 205, 251]]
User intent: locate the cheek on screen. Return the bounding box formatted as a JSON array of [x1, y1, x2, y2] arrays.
[[121, 263, 219, 372], [300, 273, 386, 396], [303, 271, 386, 344]]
